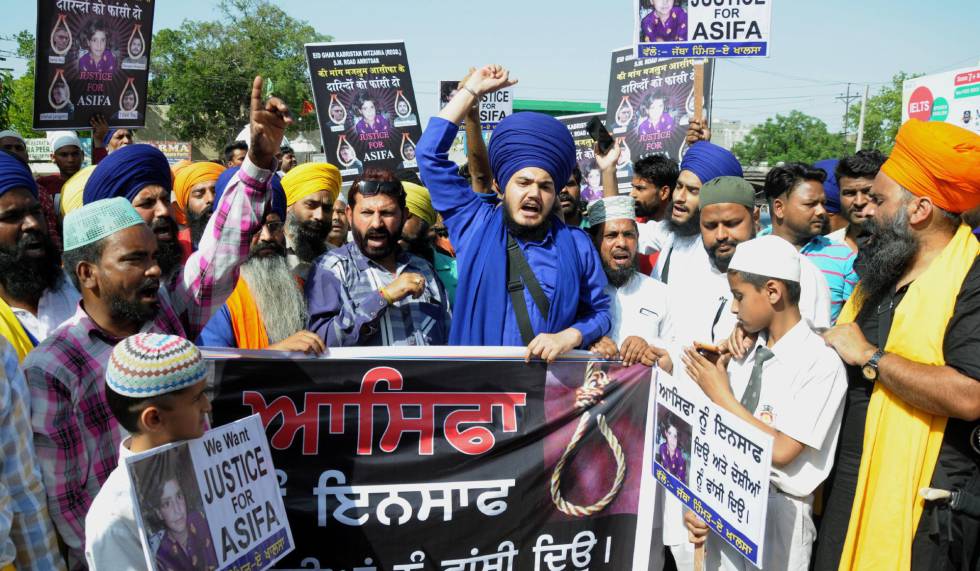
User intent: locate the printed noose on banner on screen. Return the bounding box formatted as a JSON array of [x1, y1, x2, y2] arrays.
[[550, 362, 627, 517]]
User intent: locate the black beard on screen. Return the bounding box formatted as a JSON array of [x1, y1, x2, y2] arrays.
[[668, 207, 701, 237], [106, 278, 160, 326], [504, 205, 551, 243], [150, 217, 182, 279], [353, 226, 401, 261], [603, 264, 634, 288], [635, 201, 657, 219], [707, 242, 736, 272], [288, 215, 329, 263], [0, 232, 62, 300], [186, 207, 213, 248], [855, 210, 919, 316]]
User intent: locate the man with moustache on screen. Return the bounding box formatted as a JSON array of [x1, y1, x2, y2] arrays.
[[281, 161, 342, 280], [82, 144, 186, 281], [24, 77, 288, 568], [631, 154, 677, 224], [36, 133, 86, 249], [0, 131, 28, 164], [171, 161, 226, 255], [399, 179, 439, 264], [196, 179, 323, 354], [827, 150, 888, 252], [815, 121, 980, 570], [417, 65, 610, 360], [306, 169, 451, 347], [559, 167, 585, 227], [0, 152, 79, 360], [327, 194, 350, 248], [765, 163, 858, 322]]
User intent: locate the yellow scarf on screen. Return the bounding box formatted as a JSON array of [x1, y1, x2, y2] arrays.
[[0, 297, 35, 362], [837, 224, 979, 570]]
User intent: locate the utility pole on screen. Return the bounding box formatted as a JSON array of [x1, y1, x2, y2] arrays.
[[855, 84, 870, 152], [836, 83, 860, 142]]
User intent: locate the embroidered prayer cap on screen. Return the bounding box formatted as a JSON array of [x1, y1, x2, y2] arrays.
[[49, 131, 82, 153], [171, 161, 226, 225], [488, 112, 576, 191], [881, 119, 980, 214], [60, 165, 97, 215], [62, 197, 145, 251], [106, 333, 208, 398], [587, 195, 636, 227], [699, 176, 755, 209], [281, 162, 341, 207], [84, 143, 172, 204], [728, 235, 801, 283], [403, 182, 437, 226], [680, 141, 743, 185], [0, 150, 38, 199], [814, 159, 841, 214]]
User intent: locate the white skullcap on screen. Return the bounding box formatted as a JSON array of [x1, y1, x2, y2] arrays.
[[0, 130, 25, 143], [49, 132, 82, 153], [587, 195, 636, 227], [728, 235, 801, 283]]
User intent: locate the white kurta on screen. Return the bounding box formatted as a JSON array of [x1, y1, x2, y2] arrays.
[[605, 272, 668, 346], [85, 440, 148, 571], [8, 278, 80, 342]]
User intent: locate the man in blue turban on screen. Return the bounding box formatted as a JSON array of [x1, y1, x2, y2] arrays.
[[417, 65, 610, 359]]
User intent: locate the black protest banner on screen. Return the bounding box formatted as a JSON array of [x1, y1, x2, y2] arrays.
[[209, 350, 657, 570], [606, 49, 713, 191], [34, 0, 154, 130], [305, 41, 423, 184]]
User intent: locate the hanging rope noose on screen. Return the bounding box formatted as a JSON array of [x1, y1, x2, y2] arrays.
[[550, 365, 627, 518]]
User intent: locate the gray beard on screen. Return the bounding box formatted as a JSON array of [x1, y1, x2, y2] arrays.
[[239, 254, 308, 344]]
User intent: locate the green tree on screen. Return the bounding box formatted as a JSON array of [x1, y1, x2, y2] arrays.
[[149, 0, 330, 149], [4, 31, 43, 136], [845, 72, 921, 154], [732, 110, 847, 166]]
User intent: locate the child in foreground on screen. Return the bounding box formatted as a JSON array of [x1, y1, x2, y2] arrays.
[[681, 236, 847, 570]]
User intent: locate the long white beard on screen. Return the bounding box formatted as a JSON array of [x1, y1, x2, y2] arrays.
[[240, 254, 308, 345]]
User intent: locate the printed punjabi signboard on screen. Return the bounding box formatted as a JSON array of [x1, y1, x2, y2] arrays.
[[634, 0, 772, 59], [126, 415, 293, 571], [34, 0, 155, 130], [902, 66, 980, 136], [305, 41, 423, 184], [651, 371, 773, 567], [607, 49, 714, 191], [207, 348, 662, 570]]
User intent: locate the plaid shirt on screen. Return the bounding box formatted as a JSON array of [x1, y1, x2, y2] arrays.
[[0, 340, 64, 570], [24, 157, 272, 569], [306, 241, 451, 346]]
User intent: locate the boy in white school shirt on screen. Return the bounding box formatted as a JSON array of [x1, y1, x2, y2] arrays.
[[680, 235, 847, 570], [85, 333, 214, 571]]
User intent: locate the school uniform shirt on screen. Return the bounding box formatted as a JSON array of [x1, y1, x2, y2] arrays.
[[604, 271, 667, 346], [85, 439, 146, 571], [708, 319, 846, 571]]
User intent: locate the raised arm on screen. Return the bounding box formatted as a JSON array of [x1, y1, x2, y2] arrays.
[[595, 141, 622, 198]]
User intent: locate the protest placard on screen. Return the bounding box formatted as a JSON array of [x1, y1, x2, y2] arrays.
[[305, 40, 423, 184], [650, 370, 773, 567], [126, 414, 293, 571], [206, 347, 661, 570], [634, 0, 772, 59], [607, 49, 714, 191], [439, 80, 514, 130], [558, 112, 608, 203], [902, 66, 980, 136], [33, 0, 155, 130]]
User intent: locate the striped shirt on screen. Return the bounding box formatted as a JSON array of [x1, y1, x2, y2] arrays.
[[24, 156, 272, 569], [802, 235, 858, 323], [0, 340, 64, 570], [306, 241, 451, 347]]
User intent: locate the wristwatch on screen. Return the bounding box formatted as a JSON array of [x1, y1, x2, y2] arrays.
[[862, 349, 885, 382]]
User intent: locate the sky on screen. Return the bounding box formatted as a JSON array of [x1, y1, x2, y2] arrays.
[[3, 0, 978, 131]]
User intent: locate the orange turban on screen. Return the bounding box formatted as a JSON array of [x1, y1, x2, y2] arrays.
[[171, 161, 226, 225], [881, 120, 980, 214]]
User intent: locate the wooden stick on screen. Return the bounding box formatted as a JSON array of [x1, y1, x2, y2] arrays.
[[694, 543, 705, 571], [693, 63, 705, 122]]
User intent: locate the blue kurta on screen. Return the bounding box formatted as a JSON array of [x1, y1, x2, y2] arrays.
[[416, 117, 611, 347]]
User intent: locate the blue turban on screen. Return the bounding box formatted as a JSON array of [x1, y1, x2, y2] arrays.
[[488, 112, 576, 191], [680, 141, 743, 184], [269, 173, 286, 221], [102, 129, 116, 148], [84, 144, 172, 204], [814, 159, 841, 214], [0, 151, 37, 199]]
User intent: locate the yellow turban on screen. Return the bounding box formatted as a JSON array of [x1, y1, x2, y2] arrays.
[[60, 165, 96, 216], [402, 181, 436, 226], [281, 162, 341, 207], [881, 119, 980, 214], [171, 161, 226, 225]]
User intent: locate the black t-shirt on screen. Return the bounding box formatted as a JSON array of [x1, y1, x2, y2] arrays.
[[815, 256, 980, 570]]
